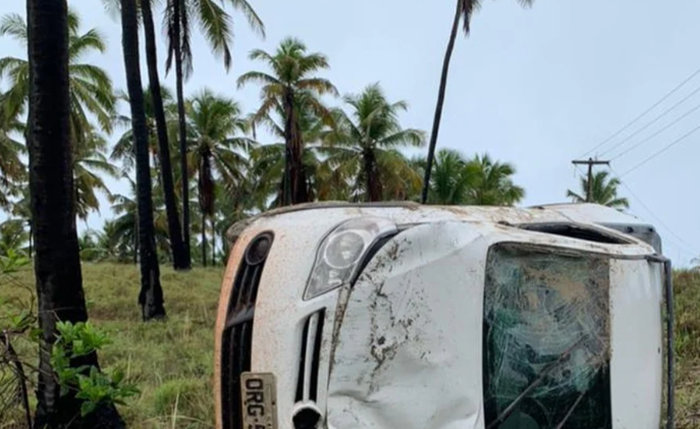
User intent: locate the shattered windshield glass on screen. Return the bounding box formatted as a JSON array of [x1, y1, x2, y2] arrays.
[[483, 244, 611, 429]]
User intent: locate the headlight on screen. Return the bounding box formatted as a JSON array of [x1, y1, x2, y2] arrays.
[[303, 217, 398, 300]]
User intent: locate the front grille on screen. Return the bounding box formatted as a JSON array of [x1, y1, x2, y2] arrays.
[[221, 232, 273, 429], [295, 310, 326, 403]]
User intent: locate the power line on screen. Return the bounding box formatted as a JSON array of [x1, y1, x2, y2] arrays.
[[609, 165, 699, 257], [581, 65, 700, 158], [599, 84, 700, 158], [619, 123, 700, 177], [611, 100, 700, 160]]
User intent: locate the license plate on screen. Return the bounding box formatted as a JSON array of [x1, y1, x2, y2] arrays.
[[240, 372, 278, 429]]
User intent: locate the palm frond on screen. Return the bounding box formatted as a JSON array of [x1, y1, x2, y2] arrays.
[[195, 0, 234, 70], [236, 71, 280, 89], [380, 128, 426, 148], [0, 14, 27, 45], [69, 28, 108, 61], [225, 0, 265, 38]]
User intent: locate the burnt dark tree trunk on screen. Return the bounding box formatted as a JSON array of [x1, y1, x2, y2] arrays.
[[211, 216, 216, 266], [133, 216, 139, 265], [120, 0, 166, 321], [27, 0, 124, 427], [363, 149, 383, 202], [141, 0, 188, 270], [421, 0, 463, 204], [171, 0, 192, 266], [197, 152, 214, 267], [282, 87, 309, 206], [201, 214, 207, 267], [27, 220, 33, 258]]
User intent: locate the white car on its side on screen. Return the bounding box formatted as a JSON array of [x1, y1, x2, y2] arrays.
[[214, 202, 674, 429]]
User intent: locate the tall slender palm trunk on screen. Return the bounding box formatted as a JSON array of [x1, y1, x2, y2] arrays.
[[120, 0, 166, 321], [421, 0, 464, 204], [282, 87, 308, 205], [363, 149, 383, 202], [201, 214, 207, 267], [172, 0, 192, 265], [133, 216, 138, 265], [141, 0, 188, 270], [211, 216, 216, 266], [27, 221, 32, 258], [27, 0, 124, 426]]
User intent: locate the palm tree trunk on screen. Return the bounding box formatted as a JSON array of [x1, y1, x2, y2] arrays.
[[363, 150, 383, 202], [120, 0, 166, 321], [141, 0, 189, 271], [27, 1, 124, 427], [133, 216, 139, 264], [201, 213, 207, 267], [282, 87, 309, 205], [282, 88, 294, 206], [172, 0, 192, 266], [421, 0, 463, 204], [211, 215, 216, 266], [27, 220, 33, 258]]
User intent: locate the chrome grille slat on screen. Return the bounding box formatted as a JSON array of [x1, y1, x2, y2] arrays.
[[295, 309, 326, 404]]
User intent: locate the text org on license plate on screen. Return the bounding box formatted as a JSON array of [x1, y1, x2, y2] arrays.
[[241, 372, 278, 429]]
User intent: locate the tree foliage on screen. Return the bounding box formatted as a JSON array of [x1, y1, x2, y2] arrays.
[[567, 171, 629, 209]]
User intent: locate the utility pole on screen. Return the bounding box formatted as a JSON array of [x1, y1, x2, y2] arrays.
[[572, 158, 610, 202]]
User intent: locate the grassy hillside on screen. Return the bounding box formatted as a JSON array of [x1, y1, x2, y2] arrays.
[[2, 264, 699, 428], [673, 270, 700, 429]]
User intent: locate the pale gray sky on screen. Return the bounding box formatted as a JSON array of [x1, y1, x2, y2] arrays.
[[1, 0, 698, 265]]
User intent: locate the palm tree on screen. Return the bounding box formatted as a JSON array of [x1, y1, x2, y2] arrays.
[[463, 153, 525, 206], [112, 85, 188, 268], [567, 171, 629, 209], [74, 128, 119, 220], [140, 0, 188, 270], [120, 0, 166, 321], [421, 0, 534, 204], [0, 219, 29, 255], [186, 89, 253, 266], [373, 149, 424, 202], [0, 8, 117, 141], [247, 90, 344, 205], [164, 0, 265, 266], [8, 187, 32, 257], [238, 37, 338, 205], [323, 83, 425, 202], [111, 87, 176, 173], [425, 148, 472, 205], [422, 150, 524, 206], [110, 177, 172, 264], [0, 7, 117, 219], [26, 0, 124, 426], [0, 91, 25, 209]]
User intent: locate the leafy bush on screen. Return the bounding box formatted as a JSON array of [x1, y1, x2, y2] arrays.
[[51, 321, 139, 416], [1, 248, 139, 419]]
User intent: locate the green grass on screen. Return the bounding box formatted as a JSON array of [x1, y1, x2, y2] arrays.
[[2, 263, 223, 429], [86, 264, 223, 429], [673, 270, 700, 429], [2, 264, 700, 428]]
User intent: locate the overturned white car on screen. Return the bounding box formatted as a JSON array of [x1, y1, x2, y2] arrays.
[[214, 202, 674, 429]]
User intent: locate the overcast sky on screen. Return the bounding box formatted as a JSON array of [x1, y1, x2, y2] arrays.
[[1, 0, 699, 266]]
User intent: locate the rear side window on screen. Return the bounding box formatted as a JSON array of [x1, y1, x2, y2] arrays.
[[483, 244, 611, 429]]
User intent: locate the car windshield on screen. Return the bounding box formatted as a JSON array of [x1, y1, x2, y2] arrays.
[[483, 244, 611, 429]]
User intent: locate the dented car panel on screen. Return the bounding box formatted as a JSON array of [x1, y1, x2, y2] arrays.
[[327, 222, 488, 429], [215, 203, 669, 429]]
